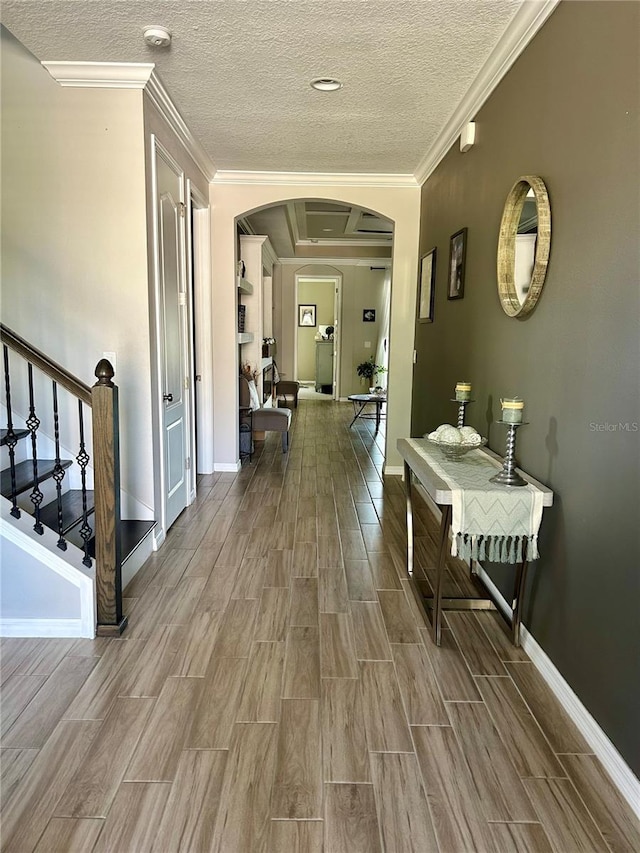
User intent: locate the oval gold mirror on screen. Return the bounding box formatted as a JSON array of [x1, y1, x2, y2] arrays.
[[497, 175, 551, 317]]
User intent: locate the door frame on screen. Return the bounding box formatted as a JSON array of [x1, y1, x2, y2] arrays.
[[149, 135, 194, 543], [186, 182, 212, 481], [294, 274, 342, 399]]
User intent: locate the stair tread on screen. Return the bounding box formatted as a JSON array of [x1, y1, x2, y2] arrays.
[[120, 520, 156, 562], [39, 490, 95, 536], [66, 519, 156, 563], [0, 428, 30, 446], [1, 458, 73, 499]]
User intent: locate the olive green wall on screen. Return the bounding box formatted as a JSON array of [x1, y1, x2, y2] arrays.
[[413, 1, 639, 774], [297, 278, 335, 381]]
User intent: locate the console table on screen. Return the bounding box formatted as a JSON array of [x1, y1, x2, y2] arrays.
[[348, 393, 386, 433], [397, 438, 553, 646]]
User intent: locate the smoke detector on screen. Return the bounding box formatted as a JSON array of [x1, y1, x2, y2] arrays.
[[143, 26, 172, 48]]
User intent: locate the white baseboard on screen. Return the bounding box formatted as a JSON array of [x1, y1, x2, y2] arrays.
[[520, 623, 640, 818], [121, 526, 155, 590], [153, 527, 166, 551], [383, 465, 404, 476], [214, 461, 242, 473], [0, 617, 91, 638], [474, 563, 640, 818]]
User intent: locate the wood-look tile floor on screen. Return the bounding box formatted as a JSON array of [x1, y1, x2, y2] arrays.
[[2, 400, 638, 852]]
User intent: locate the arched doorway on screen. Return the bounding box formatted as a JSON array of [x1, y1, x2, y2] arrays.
[[208, 180, 420, 473]]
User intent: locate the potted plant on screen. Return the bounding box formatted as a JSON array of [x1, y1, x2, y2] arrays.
[[262, 337, 276, 358], [356, 356, 386, 391]]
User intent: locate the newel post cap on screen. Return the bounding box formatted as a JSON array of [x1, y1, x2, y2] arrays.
[[94, 359, 115, 387]]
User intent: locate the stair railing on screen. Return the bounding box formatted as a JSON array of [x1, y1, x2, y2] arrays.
[[1, 323, 127, 636]]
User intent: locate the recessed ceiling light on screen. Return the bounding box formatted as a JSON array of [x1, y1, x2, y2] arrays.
[[143, 26, 172, 48], [322, 228, 333, 232], [310, 78, 343, 92]]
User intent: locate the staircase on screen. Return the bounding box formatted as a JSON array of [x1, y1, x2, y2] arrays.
[[1, 324, 155, 638]]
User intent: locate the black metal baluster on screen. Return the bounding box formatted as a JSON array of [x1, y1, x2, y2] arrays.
[[26, 363, 44, 534], [2, 345, 21, 518], [51, 381, 67, 550], [77, 401, 92, 567]]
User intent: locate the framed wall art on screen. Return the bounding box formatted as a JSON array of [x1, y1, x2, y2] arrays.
[[448, 227, 467, 300], [418, 247, 437, 322], [363, 309, 376, 322], [298, 304, 316, 326]]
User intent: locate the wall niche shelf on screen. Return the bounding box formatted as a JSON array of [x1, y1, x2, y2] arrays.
[[237, 276, 254, 295], [238, 235, 278, 409]]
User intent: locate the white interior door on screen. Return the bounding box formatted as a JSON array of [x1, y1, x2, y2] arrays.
[[156, 145, 188, 529]]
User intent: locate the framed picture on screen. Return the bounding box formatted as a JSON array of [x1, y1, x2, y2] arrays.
[[298, 304, 316, 326], [363, 309, 376, 322], [448, 227, 467, 300], [418, 247, 437, 322]]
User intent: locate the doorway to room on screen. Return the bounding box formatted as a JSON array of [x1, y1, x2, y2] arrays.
[[295, 275, 341, 399], [229, 195, 402, 471]]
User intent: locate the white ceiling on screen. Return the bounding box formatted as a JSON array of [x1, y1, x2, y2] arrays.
[[1, 0, 528, 177]]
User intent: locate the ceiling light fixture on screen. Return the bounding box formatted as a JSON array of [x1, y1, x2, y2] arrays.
[[310, 78, 343, 92], [143, 26, 172, 48]]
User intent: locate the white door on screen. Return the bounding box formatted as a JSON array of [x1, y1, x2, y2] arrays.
[[156, 144, 188, 529]]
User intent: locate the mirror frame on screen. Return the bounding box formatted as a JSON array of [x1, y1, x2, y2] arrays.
[[497, 175, 551, 317]]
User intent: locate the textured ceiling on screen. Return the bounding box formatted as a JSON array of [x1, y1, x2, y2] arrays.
[[1, 0, 523, 175]]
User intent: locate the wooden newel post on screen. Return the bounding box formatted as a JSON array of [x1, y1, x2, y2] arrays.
[[92, 359, 127, 637]]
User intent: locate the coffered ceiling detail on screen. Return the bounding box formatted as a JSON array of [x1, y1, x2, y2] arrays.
[[239, 201, 393, 259]]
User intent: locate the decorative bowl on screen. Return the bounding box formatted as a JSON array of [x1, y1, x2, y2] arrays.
[[426, 436, 487, 460]]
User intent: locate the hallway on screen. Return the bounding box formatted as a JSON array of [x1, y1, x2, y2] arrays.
[[1, 400, 637, 852]]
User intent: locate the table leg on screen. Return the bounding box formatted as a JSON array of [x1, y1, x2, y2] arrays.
[[511, 551, 529, 647], [433, 504, 452, 646], [375, 402, 381, 433], [349, 401, 367, 428], [403, 462, 414, 577]]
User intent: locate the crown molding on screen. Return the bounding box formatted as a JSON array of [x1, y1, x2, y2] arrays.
[[40, 61, 216, 181], [239, 234, 278, 267], [41, 60, 155, 88], [237, 216, 257, 236], [297, 238, 391, 248], [212, 170, 419, 189], [413, 0, 561, 185], [145, 71, 216, 180], [279, 257, 392, 267]]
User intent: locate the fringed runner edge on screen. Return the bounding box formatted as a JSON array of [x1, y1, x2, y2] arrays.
[[452, 533, 539, 564]]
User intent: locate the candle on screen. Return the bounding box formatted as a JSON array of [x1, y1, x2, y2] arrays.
[[455, 381, 472, 402], [501, 397, 524, 423]]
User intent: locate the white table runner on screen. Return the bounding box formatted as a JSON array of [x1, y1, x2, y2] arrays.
[[410, 442, 544, 563]]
